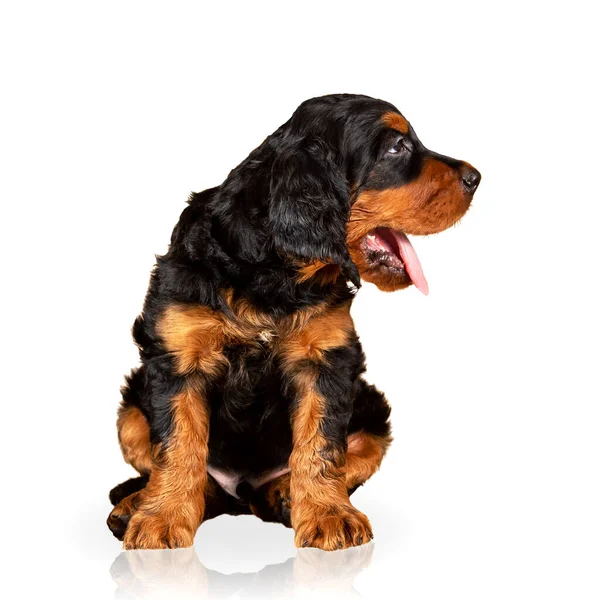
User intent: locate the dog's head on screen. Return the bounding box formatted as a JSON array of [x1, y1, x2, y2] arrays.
[[344, 105, 481, 293], [216, 94, 480, 294]]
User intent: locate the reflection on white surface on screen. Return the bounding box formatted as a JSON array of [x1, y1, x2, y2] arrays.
[[110, 542, 373, 599]]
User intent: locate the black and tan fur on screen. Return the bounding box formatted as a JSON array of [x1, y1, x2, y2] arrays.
[[107, 94, 480, 551]]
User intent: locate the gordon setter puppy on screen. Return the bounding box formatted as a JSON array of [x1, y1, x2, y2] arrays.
[[107, 94, 480, 551]]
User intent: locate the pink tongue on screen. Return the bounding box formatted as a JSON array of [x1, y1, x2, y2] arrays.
[[390, 230, 429, 295]]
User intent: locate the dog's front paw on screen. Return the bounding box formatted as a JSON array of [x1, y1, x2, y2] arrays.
[[293, 502, 373, 551], [122, 510, 196, 550]]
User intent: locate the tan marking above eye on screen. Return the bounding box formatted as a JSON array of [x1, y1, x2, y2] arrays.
[[381, 111, 410, 134]]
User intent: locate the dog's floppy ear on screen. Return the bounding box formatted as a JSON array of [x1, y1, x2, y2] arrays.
[[268, 138, 360, 287]]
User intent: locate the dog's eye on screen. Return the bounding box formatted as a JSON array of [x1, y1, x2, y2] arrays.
[[388, 136, 410, 155]]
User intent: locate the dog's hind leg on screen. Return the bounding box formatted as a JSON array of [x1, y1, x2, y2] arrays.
[[107, 400, 152, 540], [250, 379, 392, 528], [115, 402, 153, 477], [345, 379, 392, 494], [109, 475, 149, 507]]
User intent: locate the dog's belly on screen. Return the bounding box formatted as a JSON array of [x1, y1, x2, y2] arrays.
[[207, 464, 291, 498]]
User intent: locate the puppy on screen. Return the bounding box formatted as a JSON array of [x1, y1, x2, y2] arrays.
[[107, 94, 480, 551]]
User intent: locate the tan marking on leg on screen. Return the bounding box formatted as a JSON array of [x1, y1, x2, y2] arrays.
[[117, 405, 152, 475], [289, 371, 371, 550], [122, 381, 210, 550], [278, 307, 372, 550], [249, 431, 390, 528], [288, 371, 349, 504]]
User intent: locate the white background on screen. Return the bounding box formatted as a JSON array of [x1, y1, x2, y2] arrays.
[[2, 1, 598, 598]]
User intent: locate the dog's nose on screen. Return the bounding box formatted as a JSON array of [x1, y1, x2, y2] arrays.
[[461, 165, 481, 193]]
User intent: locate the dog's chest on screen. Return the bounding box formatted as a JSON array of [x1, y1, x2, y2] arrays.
[[157, 302, 292, 449], [207, 339, 293, 475], [157, 302, 284, 377]]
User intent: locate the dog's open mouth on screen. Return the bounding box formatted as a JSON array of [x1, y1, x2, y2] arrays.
[[361, 227, 429, 295]]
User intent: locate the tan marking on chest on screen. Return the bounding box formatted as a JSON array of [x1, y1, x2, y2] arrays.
[[157, 297, 346, 376], [157, 300, 278, 376], [278, 303, 354, 368], [297, 261, 341, 285], [157, 305, 231, 377]]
